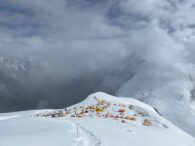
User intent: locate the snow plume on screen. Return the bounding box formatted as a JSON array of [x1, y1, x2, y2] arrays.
[[0, 0, 195, 135]]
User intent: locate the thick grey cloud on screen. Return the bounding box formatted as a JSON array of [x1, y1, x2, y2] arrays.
[[0, 0, 132, 112]]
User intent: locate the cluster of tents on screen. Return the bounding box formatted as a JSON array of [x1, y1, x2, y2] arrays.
[[35, 96, 152, 126]]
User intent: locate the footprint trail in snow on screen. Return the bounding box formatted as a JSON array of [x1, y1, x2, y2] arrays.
[[70, 122, 105, 146]]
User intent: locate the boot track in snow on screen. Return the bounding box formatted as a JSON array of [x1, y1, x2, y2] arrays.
[[70, 122, 105, 146]]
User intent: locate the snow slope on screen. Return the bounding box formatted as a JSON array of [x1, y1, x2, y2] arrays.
[[0, 92, 194, 146], [117, 64, 195, 136]]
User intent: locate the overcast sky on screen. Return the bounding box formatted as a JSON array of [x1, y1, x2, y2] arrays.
[[1, 0, 195, 112], [0, 0, 195, 67]]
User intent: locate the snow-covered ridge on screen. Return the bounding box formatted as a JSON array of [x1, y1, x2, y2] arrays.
[[38, 92, 166, 128], [0, 92, 195, 146], [0, 56, 33, 71]]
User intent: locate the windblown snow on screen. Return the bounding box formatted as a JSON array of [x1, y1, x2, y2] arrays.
[[0, 92, 194, 146]]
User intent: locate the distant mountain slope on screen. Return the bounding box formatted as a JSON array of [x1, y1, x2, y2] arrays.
[[116, 63, 195, 136]]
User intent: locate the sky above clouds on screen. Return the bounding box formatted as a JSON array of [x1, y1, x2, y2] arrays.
[[0, 0, 195, 114]]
